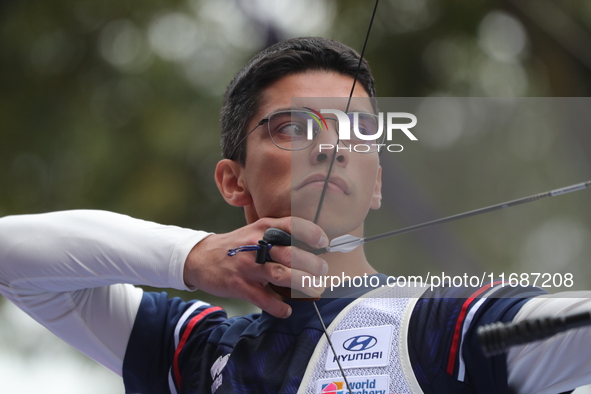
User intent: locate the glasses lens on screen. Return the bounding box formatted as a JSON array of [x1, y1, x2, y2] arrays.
[[266, 110, 382, 152], [341, 113, 383, 152], [268, 111, 321, 150]]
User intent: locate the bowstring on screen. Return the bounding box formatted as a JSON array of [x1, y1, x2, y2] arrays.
[[312, 0, 380, 224], [310, 1, 380, 393]]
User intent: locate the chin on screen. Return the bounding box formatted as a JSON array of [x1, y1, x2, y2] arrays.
[[282, 190, 369, 238], [320, 221, 363, 240]]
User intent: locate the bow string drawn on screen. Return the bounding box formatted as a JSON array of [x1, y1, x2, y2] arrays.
[[308, 1, 381, 391]]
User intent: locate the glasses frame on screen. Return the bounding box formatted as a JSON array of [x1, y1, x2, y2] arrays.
[[228, 109, 384, 160]]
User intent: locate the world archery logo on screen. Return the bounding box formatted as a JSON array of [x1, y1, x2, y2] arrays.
[[343, 335, 378, 351], [318, 377, 390, 394], [320, 381, 344, 394]]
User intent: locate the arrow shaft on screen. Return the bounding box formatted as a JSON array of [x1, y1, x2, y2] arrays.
[[314, 180, 591, 254]]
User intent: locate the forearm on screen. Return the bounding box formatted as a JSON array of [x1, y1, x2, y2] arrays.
[[0, 210, 211, 374], [0, 210, 210, 292]]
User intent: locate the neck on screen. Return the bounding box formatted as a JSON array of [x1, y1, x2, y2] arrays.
[[323, 245, 377, 278]]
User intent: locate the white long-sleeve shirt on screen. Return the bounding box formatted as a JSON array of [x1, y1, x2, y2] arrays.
[[1, 210, 591, 393], [0, 210, 210, 375]]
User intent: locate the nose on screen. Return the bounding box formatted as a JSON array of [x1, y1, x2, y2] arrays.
[[314, 150, 347, 164], [310, 121, 349, 166]]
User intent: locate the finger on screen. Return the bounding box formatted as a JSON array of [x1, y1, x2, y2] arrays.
[[261, 263, 325, 299], [260, 262, 292, 288], [288, 217, 329, 249], [264, 217, 328, 249], [289, 268, 326, 298], [268, 246, 328, 276], [245, 285, 292, 319]]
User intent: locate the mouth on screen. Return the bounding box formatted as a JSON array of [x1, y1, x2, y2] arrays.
[[296, 174, 350, 195]]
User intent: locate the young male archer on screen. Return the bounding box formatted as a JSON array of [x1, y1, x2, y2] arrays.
[[1, 37, 591, 394]]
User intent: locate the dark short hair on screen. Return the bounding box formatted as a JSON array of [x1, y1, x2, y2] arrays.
[[220, 37, 376, 164]]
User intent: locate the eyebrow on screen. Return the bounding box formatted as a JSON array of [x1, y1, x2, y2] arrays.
[[263, 107, 375, 117], [266, 107, 294, 116]]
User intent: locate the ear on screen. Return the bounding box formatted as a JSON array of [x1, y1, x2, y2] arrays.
[[215, 159, 253, 207], [370, 165, 382, 210]]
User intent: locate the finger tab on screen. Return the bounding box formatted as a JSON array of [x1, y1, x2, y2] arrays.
[[263, 228, 292, 246]]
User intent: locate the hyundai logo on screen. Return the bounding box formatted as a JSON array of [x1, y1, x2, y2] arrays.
[[343, 335, 377, 351]]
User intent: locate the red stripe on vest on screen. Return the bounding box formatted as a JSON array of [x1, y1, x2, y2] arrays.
[[173, 306, 223, 389], [446, 281, 503, 375]]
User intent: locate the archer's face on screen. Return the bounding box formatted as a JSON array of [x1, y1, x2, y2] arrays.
[[236, 71, 382, 238]]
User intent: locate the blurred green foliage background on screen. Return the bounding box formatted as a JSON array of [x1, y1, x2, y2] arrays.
[[1, 0, 591, 390], [2, 0, 590, 297]]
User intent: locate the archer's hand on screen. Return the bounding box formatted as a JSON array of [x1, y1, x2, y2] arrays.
[[183, 217, 329, 318]]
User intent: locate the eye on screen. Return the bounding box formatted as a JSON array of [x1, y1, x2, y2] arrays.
[[275, 122, 306, 138], [348, 113, 378, 138], [353, 123, 371, 135], [270, 111, 321, 140]]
